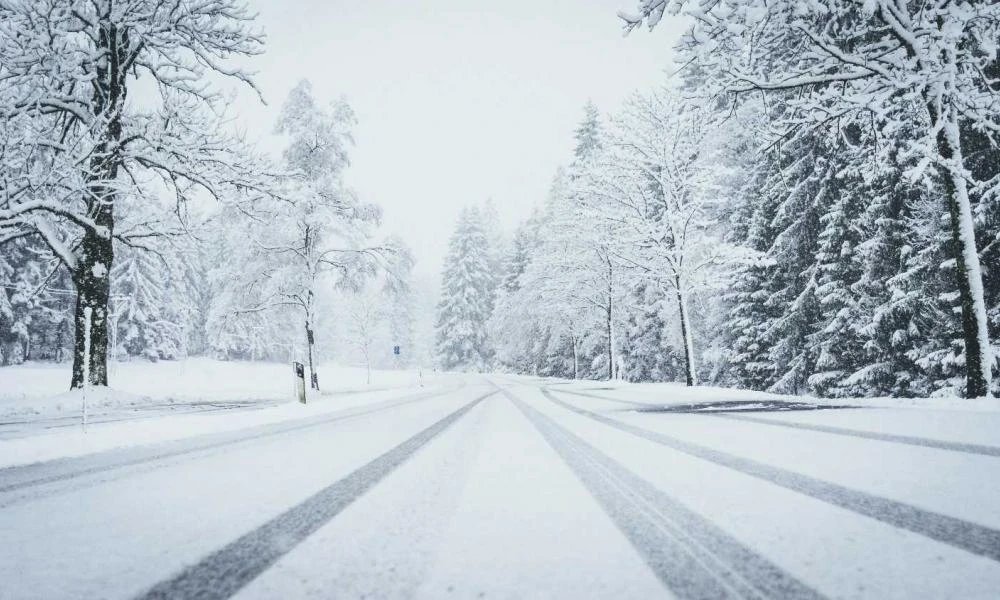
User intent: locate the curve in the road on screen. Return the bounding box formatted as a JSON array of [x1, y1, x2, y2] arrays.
[[499, 386, 825, 600], [135, 391, 494, 600], [0, 383, 464, 503], [544, 388, 1000, 564]]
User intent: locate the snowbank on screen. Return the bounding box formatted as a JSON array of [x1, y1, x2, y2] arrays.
[[0, 358, 433, 419], [0, 359, 445, 469]]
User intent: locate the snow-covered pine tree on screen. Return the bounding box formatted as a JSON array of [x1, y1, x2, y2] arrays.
[[111, 247, 176, 361], [480, 198, 504, 316], [500, 213, 540, 295], [568, 103, 625, 380], [491, 213, 545, 374], [620, 281, 683, 382], [807, 152, 868, 397], [435, 207, 494, 371], [847, 169, 939, 396], [723, 130, 832, 394], [0, 239, 74, 364], [574, 102, 602, 162], [623, 0, 1000, 397]]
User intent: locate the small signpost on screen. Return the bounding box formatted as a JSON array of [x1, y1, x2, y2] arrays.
[[81, 306, 92, 432], [293, 361, 307, 404]]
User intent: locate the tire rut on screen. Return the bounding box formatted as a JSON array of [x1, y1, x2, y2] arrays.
[[0, 384, 463, 504], [135, 391, 493, 600], [497, 385, 824, 600], [544, 388, 1000, 563]]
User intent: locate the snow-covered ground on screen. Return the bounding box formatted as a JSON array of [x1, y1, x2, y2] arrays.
[[1, 369, 999, 598], [0, 359, 439, 466], [0, 358, 432, 417]]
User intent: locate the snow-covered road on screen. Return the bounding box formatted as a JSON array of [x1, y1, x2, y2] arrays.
[[2, 376, 999, 599]]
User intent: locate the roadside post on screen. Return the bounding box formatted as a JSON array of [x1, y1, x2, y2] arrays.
[[81, 306, 91, 432], [293, 361, 307, 404]]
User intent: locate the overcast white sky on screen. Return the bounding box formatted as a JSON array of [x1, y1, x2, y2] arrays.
[[229, 0, 684, 279]]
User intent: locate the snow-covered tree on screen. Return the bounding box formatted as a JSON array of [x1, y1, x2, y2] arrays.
[[579, 89, 751, 385], [491, 106, 631, 381], [0, 0, 271, 388], [620, 281, 684, 382], [382, 238, 416, 368], [219, 81, 384, 389], [0, 238, 74, 364], [435, 207, 495, 371], [347, 286, 384, 385], [622, 0, 1000, 396], [110, 245, 187, 361]]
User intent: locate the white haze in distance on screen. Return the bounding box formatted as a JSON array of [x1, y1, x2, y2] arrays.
[[227, 0, 684, 279]]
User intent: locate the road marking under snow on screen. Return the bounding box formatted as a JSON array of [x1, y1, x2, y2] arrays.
[[545, 388, 1000, 563], [135, 390, 494, 600]]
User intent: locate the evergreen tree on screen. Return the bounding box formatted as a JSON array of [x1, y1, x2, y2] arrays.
[[435, 207, 494, 371], [573, 101, 602, 162], [620, 281, 682, 382], [807, 164, 867, 397]]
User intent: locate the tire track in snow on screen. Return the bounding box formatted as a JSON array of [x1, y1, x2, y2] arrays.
[[135, 391, 493, 600], [544, 388, 1000, 563], [0, 384, 463, 503], [497, 385, 823, 600], [236, 390, 492, 599], [541, 386, 653, 408], [554, 387, 1000, 457], [714, 413, 1000, 457]]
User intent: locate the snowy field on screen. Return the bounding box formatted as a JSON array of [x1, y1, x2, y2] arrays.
[[1, 369, 999, 598], [0, 359, 437, 465], [0, 358, 430, 414]]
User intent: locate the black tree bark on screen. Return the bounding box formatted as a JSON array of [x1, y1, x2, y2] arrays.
[[70, 20, 127, 389]]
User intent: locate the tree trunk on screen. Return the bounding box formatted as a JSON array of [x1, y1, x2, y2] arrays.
[[935, 111, 993, 398], [306, 320, 319, 390], [571, 332, 579, 380], [606, 302, 614, 381], [606, 258, 615, 381], [70, 20, 127, 389], [71, 230, 112, 388], [674, 276, 697, 387]]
